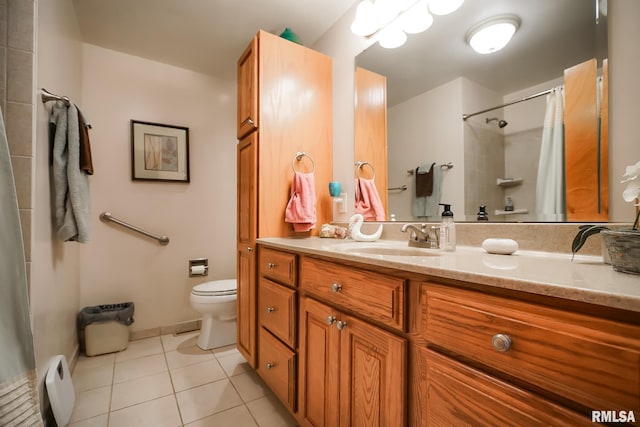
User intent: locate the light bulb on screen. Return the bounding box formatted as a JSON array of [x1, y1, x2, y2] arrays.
[[399, 0, 433, 34], [351, 0, 378, 36], [428, 0, 464, 16], [377, 22, 407, 49]]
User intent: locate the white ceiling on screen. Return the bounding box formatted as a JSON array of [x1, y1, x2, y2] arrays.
[[357, 0, 607, 106], [71, 0, 606, 107], [72, 0, 359, 81]]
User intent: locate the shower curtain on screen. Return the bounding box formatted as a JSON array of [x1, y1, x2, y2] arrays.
[[0, 106, 43, 425], [536, 86, 566, 220]]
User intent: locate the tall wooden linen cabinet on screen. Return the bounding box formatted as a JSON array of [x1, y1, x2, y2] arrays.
[[236, 30, 332, 367]]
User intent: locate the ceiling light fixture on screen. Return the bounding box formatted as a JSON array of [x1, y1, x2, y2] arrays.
[[351, 0, 462, 49], [427, 0, 465, 16], [466, 15, 520, 55]]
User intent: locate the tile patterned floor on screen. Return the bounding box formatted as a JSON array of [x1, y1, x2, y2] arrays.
[[69, 332, 298, 427]]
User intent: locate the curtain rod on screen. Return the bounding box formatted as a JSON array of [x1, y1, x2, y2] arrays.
[[462, 88, 554, 121]]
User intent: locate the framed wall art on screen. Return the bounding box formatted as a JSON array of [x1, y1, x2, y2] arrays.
[[131, 120, 190, 182]]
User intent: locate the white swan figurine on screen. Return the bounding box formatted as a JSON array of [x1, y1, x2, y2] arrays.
[[348, 214, 383, 242]]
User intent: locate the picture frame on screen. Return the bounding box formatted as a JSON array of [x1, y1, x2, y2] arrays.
[[131, 120, 190, 182]]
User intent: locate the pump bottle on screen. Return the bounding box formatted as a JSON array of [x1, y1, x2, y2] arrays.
[[439, 203, 456, 251]]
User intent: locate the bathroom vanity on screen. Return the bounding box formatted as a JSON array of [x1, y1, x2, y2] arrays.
[[253, 237, 640, 426]]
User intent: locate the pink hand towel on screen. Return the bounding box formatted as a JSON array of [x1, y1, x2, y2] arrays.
[[355, 178, 386, 221], [285, 172, 317, 232]]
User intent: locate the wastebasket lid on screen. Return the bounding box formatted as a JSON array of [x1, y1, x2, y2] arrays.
[[192, 279, 237, 296]]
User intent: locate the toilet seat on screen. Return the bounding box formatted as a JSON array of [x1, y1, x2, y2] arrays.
[[191, 279, 237, 297]]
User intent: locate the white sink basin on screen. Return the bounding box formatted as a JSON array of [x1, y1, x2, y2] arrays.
[[336, 242, 441, 257]]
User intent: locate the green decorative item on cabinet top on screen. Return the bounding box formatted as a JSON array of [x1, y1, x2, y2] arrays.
[[279, 27, 303, 45]]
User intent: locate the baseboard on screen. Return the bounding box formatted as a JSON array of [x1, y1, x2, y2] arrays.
[[129, 319, 201, 341]]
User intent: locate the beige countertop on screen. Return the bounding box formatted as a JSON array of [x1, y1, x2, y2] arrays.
[[257, 237, 640, 313]]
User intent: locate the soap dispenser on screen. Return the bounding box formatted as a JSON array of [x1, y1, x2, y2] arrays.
[[477, 205, 489, 221], [439, 203, 456, 251]]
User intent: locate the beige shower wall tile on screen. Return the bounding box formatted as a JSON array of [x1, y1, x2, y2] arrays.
[[6, 101, 32, 156], [10, 154, 31, 208], [0, 0, 7, 47], [19, 208, 30, 261], [7, 48, 32, 103], [8, 0, 33, 51]]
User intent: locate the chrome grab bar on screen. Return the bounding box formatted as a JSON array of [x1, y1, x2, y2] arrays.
[[100, 212, 169, 245]]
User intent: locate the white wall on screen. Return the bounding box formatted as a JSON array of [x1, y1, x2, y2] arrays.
[[313, 2, 372, 221], [33, 0, 84, 388], [387, 78, 465, 219], [609, 0, 640, 222], [78, 44, 236, 333], [320, 0, 640, 224]]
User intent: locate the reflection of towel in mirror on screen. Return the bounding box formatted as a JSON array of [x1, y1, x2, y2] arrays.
[[355, 178, 386, 221], [285, 172, 317, 232], [413, 163, 442, 218], [51, 101, 91, 242], [415, 162, 435, 197]]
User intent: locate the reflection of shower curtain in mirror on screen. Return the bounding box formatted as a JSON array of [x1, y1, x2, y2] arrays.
[[0, 106, 42, 424], [536, 87, 566, 220]]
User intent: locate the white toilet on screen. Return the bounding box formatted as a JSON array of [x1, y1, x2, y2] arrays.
[[190, 279, 237, 350]]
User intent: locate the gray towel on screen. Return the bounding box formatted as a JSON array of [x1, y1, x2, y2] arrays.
[[412, 163, 442, 218], [51, 101, 91, 242]]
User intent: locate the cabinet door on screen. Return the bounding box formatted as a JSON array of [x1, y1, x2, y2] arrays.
[[339, 314, 406, 427], [237, 37, 258, 139], [237, 134, 257, 367], [419, 347, 593, 427], [298, 297, 340, 427]]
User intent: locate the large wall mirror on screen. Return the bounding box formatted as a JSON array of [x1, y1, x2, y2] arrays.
[[354, 0, 608, 222]]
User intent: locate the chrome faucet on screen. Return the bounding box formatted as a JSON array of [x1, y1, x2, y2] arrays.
[[401, 223, 440, 248]]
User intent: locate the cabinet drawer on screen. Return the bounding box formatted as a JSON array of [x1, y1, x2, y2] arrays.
[[258, 328, 296, 412], [259, 247, 297, 287], [300, 257, 405, 331], [258, 278, 297, 348], [424, 284, 640, 414], [422, 348, 592, 426]]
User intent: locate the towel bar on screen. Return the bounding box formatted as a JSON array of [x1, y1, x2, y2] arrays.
[[292, 152, 315, 173], [41, 88, 70, 106], [100, 212, 169, 245], [355, 161, 376, 179]]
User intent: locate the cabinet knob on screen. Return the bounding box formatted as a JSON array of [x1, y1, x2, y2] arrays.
[[326, 315, 336, 325], [267, 262, 276, 269], [241, 117, 255, 126], [491, 333, 512, 352], [336, 320, 347, 331], [331, 283, 342, 293], [247, 246, 253, 253], [266, 306, 275, 314], [266, 362, 274, 369]]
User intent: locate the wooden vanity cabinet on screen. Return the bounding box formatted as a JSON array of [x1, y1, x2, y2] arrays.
[[415, 282, 640, 426], [236, 133, 257, 366], [236, 29, 332, 368], [256, 247, 298, 413], [299, 296, 406, 427], [298, 257, 407, 427], [237, 37, 258, 139]]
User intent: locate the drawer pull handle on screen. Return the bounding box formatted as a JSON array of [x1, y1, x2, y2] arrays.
[[266, 306, 276, 314], [267, 262, 276, 269], [492, 334, 512, 352], [241, 117, 255, 126], [336, 320, 347, 331], [331, 283, 342, 293], [326, 315, 336, 325], [266, 362, 274, 369], [247, 246, 253, 253]]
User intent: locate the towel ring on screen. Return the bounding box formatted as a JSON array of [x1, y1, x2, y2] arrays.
[[292, 151, 315, 173], [355, 161, 376, 180]]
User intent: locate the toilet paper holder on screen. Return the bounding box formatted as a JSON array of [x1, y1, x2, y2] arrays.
[[189, 258, 208, 277]]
